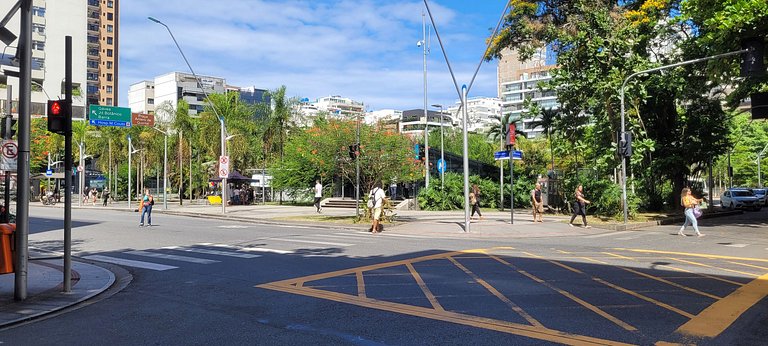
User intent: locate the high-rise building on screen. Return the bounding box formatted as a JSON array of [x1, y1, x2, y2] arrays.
[[497, 46, 559, 138], [128, 72, 226, 123], [0, 0, 119, 119], [446, 97, 502, 133], [312, 95, 365, 118], [86, 0, 119, 107]]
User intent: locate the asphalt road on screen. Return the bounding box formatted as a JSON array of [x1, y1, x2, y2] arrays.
[[1, 205, 766, 345]]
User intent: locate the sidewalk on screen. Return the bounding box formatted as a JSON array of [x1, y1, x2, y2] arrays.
[[0, 258, 115, 328]]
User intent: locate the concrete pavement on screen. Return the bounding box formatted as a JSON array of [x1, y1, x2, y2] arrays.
[[0, 199, 739, 329]]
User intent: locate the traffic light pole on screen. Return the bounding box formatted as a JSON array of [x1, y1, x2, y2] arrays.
[[63, 36, 72, 292], [619, 48, 748, 224], [3, 85, 10, 224], [14, 0, 31, 301]]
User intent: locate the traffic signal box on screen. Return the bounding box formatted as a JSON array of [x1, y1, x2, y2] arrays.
[[1, 116, 16, 139], [47, 99, 70, 135]]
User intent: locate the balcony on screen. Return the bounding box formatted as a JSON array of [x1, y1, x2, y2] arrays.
[[32, 15, 45, 26]]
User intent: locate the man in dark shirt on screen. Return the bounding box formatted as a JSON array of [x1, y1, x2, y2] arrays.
[[531, 183, 544, 222]]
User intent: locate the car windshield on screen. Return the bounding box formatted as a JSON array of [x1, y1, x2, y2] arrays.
[[753, 189, 766, 195], [732, 190, 755, 197]]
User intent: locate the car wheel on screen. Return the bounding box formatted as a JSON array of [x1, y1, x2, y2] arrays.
[[729, 203, 734, 210]]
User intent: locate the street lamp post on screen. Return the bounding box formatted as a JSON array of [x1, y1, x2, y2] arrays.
[[152, 127, 168, 210], [419, 11, 430, 189], [149, 16, 226, 214]]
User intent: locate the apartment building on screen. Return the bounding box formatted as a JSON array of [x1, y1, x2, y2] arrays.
[[86, 0, 119, 107], [446, 97, 502, 133]]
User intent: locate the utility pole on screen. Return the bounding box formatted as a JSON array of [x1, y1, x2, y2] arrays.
[[14, 0, 32, 301]]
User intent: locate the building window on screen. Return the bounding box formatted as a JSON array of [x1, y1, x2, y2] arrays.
[[32, 6, 45, 17], [87, 85, 99, 94], [106, 37, 113, 45], [107, 0, 114, 8], [106, 86, 113, 94], [106, 61, 112, 69], [106, 25, 113, 33], [106, 98, 113, 106], [88, 48, 99, 56], [107, 13, 113, 21], [106, 73, 113, 81], [88, 0, 99, 6], [32, 41, 44, 51], [33, 24, 45, 35], [147, 98, 154, 105], [87, 60, 98, 69], [87, 73, 98, 81], [106, 49, 113, 57]]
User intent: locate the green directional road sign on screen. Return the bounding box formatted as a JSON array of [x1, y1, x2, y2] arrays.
[[88, 105, 132, 128]]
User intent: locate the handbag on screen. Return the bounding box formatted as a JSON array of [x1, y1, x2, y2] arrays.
[[693, 206, 702, 218]]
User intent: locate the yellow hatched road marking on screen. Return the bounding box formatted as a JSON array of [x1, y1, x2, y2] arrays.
[[726, 261, 768, 271], [257, 282, 636, 346], [616, 248, 768, 263], [668, 258, 760, 278], [603, 252, 635, 260], [356, 271, 366, 298], [487, 253, 637, 332], [405, 262, 444, 311], [447, 256, 543, 327], [677, 273, 768, 338], [618, 267, 722, 300]]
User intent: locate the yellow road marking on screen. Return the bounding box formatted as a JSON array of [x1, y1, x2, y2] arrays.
[[447, 256, 543, 327], [488, 254, 637, 331], [616, 248, 768, 263], [654, 264, 745, 286], [539, 257, 695, 319], [405, 262, 444, 311], [579, 257, 609, 265], [726, 261, 768, 271], [523, 251, 543, 258], [603, 252, 635, 260], [618, 267, 722, 300], [668, 258, 760, 278], [356, 271, 366, 298], [677, 273, 768, 338], [258, 282, 635, 346], [592, 277, 694, 319]]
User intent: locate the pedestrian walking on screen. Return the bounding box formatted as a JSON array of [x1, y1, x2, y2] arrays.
[[313, 180, 323, 213], [91, 187, 97, 205], [470, 184, 483, 220], [139, 189, 154, 227], [679, 187, 704, 237], [531, 182, 544, 222], [102, 188, 110, 207], [569, 184, 591, 228], [368, 183, 386, 233]]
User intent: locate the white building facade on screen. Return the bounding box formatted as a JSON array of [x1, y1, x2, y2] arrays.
[[365, 109, 402, 125], [499, 68, 558, 138], [1, 0, 89, 118], [312, 95, 365, 119], [128, 72, 226, 123], [446, 97, 502, 133]]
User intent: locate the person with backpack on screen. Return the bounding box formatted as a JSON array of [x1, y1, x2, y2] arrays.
[[368, 182, 386, 233], [139, 189, 154, 227]]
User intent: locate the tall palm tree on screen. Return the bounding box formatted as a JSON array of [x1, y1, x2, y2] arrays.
[[528, 107, 560, 171]]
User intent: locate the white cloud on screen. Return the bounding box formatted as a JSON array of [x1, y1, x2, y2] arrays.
[[119, 0, 498, 110]]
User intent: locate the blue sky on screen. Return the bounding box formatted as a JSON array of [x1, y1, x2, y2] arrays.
[[119, 0, 507, 111]]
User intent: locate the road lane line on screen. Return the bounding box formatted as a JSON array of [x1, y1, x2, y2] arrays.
[[488, 254, 637, 332], [257, 283, 634, 346], [603, 251, 741, 285], [83, 255, 178, 271], [725, 261, 768, 271], [615, 248, 768, 263], [356, 271, 366, 298], [447, 256, 543, 327], [162, 246, 262, 258], [240, 247, 294, 255], [583, 231, 636, 238], [267, 238, 354, 247], [677, 272, 768, 338], [125, 250, 220, 264], [405, 263, 444, 311], [602, 252, 635, 260], [667, 258, 760, 278]]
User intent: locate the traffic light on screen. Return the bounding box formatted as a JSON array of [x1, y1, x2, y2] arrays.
[[741, 37, 765, 77], [1, 116, 15, 139], [348, 143, 359, 160], [751, 92, 768, 120], [506, 123, 516, 149], [618, 132, 632, 158], [47, 99, 70, 135]]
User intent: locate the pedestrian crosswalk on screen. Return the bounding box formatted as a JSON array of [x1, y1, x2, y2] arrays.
[[70, 231, 430, 272]]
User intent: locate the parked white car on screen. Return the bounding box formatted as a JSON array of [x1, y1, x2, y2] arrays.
[[751, 188, 768, 206], [720, 189, 761, 211]]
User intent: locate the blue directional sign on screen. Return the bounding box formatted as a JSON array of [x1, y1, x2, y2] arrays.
[[45, 169, 53, 177], [494, 150, 523, 160], [437, 159, 446, 173]]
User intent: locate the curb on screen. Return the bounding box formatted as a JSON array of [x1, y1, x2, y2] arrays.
[[589, 210, 744, 232]]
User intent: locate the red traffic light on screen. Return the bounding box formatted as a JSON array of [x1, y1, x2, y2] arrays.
[[50, 101, 61, 115]]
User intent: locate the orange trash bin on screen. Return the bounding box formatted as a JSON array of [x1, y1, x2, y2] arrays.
[[0, 223, 16, 274]]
